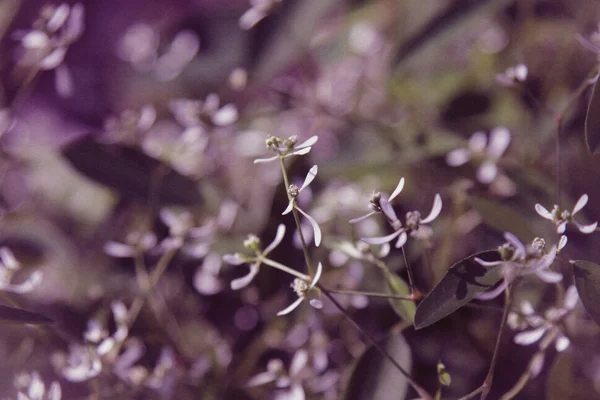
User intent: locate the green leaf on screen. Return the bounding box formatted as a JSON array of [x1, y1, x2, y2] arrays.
[[0, 305, 52, 324], [383, 269, 416, 324], [414, 250, 502, 330], [342, 332, 411, 400], [469, 196, 535, 240], [63, 136, 202, 205], [571, 260, 600, 326], [585, 78, 600, 154]]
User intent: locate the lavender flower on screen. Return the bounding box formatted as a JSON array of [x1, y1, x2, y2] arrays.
[[282, 166, 322, 247], [278, 262, 323, 316], [254, 135, 318, 164], [535, 194, 598, 234], [475, 233, 565, 300], [349, 177, 405, 224], [14, 371, 61, 400], [247, 349, 308, 400], [446, 127, 511, 184]]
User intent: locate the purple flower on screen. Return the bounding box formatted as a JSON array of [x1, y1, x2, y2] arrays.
[[278, 262, 323, 316], [535, 194, 598, 234]]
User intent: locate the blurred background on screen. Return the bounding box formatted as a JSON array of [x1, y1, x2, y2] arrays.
[[2, 0, 600, 398]]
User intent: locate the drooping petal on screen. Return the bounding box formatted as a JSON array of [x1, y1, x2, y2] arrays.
[[277, 297, 304, 316], [264, 224, 286, 255], [475, 279, 508, 300], [445, 148, 471, 167], [282, 199, 295, 215], [299, 165, 318, 192], [534, 204, 554, 220], [563, 285, 579, 310], [309, 262, 323, 288], [556, 221, 567, 234], [572, 194, 589, 215], [296, 207, 322, 247], [421, 194, 443, 224], [380, 198, 399, 223], [530, 353, 545, 379], [477, 161, 498, 184], [487, 127, 511, 160], [253, 155, 280, 164], [395, 231, 408, 248], [388, 177, 405, 202], [558, 235, 568, 251], [230, 263, 259, 290], [288, 147, 312, 157], [0, 248, 19, 270], [575, 221, 598, 234], [555, 335, 570, 352], [474, 258, 504, 268], [361, 229, 403, 245], [349, 211, 378, 224], [514, 326, 546, 345], [504, 232, 526, 261], [296, 135, 319, 150], [289, 349, 308, 377]]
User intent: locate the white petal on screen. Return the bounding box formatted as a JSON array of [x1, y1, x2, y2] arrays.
[[277, 297, 304, 316], [247, 371, 277, 387], [575, 221, 598, 234], [47, 381, 62, 400], [349, 211, 378, 224], [563, 285, 579, 310], [388, 177, 405, 202], [47, 4, 71, 32], [282, 199, 295, 215], [530, 353, 545, 378], [194, 269, 223, 295], [309, 299, 323, 309], [421, 194, 442, 224], [535, 204, 554, 220], [97, 337, 115, 356], [296, 135, 318, 150], [5, 271, 42, 293], [514, 64, 528, 82], [534, 269, 563, 283], [445, 148, 471, 166], [288, 147, 312, 156], [558, 235, 568, 251], [514, 327, 546, 345], [572, 194, 588, 215], [281, 383, 305, 400], [253, 155, 280, 164], [104, 242, 135, 258], [212, 104, 238, 126], [361, 229, 403, 245], [556, 221, 567, 234], [487, 127, 511, 159], [299, 166, 318, 192], [296, 207, 322, 247], [0, 247, 19, 270], [504, 232, 526, 260], [309, 262, 322, 288], [230, 263, 259, 290], [289, 349, 308, 376], [520, 301, 535, 315], [530, 246, 557, 272], [555, 335, 570, 352], [395, 231, 408, 248], [469, 131, 487, 152], [239, 8, 267, 30], [264, 224, 286, 255], [477, 161, 498, 184], [475, 280, 508, 300], [40, 47, 67, 70], [22, 31, 49, 48], [474, 258, 503, 268], [66, 3, 85, 39], [222, 253, 246, 265], [380, 198, 399, 223]]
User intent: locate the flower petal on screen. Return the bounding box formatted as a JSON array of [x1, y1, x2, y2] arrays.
[[277, 297, 304, 316], [296, 207, 322, 247], [253, 155, 280, 164], [487, 127, 511, 160], [557, 221, 567, 234], [395, 231, 408, 248], [296, 135, 319, 150], [289, 349, 308, 376], [504, 232, 526, 260], [4, 271, 42, 293], [361, 229, 403, 245], [309, 262, 323, 288], [477, 161, 498, 184], [309, 299, 323, 309], [264, 224, 286, 255], [445, 148, 471, 167], [563, 285, 579, 310], [469, 131, 487, 152], [288, 147, 312, 156], [349, 211, 378, 224], [222, 253, 247, 265], [230, 263, 259, 290], [535, 204, 554, 220], [282, 199, 295, 215], [212, 104, 238, 126], [421, 194, 443, 224], [475, 279, 508, 300], [575, 220, 598, 234], [474, 258, 504, 268], [104, 242, 136, 258], [247, 371, 277, 387], [388, 177, 405, 202], [380, 198, 399, 223], [558, 235, 568, 251], [299, 165, 318, 192], [572, 194, 589, 215], [514, 327, 546, 345], [555, 335, 570, 352]]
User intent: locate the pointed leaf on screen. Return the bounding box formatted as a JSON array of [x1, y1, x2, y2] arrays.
[[62, 136, 202, 205], [0, 305, 53, 324], [571, 260, 600, 327], [585, 78, 600, 154], [469, 196, 535, 240], [342, 332, 411, 400], [383, 269, 415, 324], [414, 250, 502, 330]]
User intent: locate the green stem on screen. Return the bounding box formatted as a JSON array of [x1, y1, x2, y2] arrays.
[[262, 258, 310, 281], [401, 246, 417, 295]]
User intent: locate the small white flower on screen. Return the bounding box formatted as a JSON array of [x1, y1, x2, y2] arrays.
[[496, 64, 528, 86], [247, 349, 308, 400], [350, 177, 405, 224], [278, 262, 323, 316], [223, 224, 287, 290], [254, 135, 318, 164], [446, 127, 511, 184], [535, 194, 598, 234], [282, 166, 322, 247], [0, 247, 42, 294], [170, 94, 238, 128], [475, 233, 562, 300], [104, 231, 157, 258], [14, 371, 62, 400]]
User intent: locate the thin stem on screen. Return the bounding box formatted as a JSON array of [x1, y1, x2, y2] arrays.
[[325, 287, 415, 300], [262, 257, 310, 281], [318, 284, 433, 400], [279, 157, 314, 277], [401, 246, 418, 296]]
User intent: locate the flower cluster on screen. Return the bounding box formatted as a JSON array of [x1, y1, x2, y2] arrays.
[[475, 233, 566, 300], [247, 349, 309, 399], [278, 262, 323, 316], [14, 371, 61, 400], [254, 135, 319, 164], [535, 194, 598, 234]]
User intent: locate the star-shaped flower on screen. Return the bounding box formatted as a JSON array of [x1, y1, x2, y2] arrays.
[[254, 135, 318, 164], [278, 262, 323, 316], [535, 194, 598, 234], [282, 165, 322, 247]]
